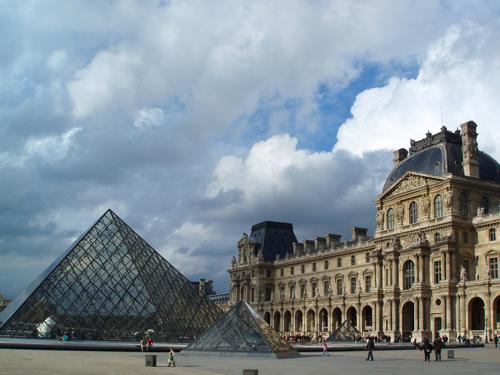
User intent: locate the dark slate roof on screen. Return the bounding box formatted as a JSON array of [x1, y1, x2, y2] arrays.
[[249, 221, 297, 262], [383, 127, 500, 192]]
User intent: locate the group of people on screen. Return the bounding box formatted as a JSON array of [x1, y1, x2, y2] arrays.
[[414, 337, 444, 361]]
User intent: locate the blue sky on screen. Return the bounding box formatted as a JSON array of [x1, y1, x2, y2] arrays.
[[1, 1, 500, 299]]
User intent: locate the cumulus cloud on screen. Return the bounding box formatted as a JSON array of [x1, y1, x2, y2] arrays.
[[0, 1, 499, 299], [335, 22, 500, 159]]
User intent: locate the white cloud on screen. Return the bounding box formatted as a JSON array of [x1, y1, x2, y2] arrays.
[[334, 22, 500, 160], [25, 127, 82, 162], [134, 107, 165, 129], [67, 49, 141, 119]]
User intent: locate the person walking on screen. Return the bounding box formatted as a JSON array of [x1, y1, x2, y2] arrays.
[[423, 338, 433, 362], [167, 348, 176, 367], [366, 337, 374, 361], [322, 341, 329, 356], [433, 337, 442, 361], [494, 334, 498, 348]]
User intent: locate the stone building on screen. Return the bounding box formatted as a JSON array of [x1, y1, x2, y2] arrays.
[[228, 121, 500, 342]]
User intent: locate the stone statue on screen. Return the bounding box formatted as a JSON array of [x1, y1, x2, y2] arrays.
[[231, 256, 236, 267], [422, 195, 431, 218], [395, 203, 404, 225], [443, 188, 453, 211], [376, 208, 384, 228], [357, 279, 362, 294], [342, 283, 347, 295], [460, 266, 468, 282]]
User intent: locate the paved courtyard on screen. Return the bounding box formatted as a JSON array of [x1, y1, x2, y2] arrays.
[[0, 345, 499, 375]]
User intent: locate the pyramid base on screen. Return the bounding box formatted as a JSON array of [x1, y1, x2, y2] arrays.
[[181, 349, 299, 359]]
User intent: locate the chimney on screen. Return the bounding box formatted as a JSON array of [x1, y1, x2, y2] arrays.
[[352, 227, 368, 241], [304, 240, 315, 253], [393, 148, 408, 165], [314, 236, 326, 250], [326, 234, 342, 247], [460, 121, 480, 178], [292, 242, 304, 255]]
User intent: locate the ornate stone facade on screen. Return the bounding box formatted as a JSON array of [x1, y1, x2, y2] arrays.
[[228, 122, 500, 342]]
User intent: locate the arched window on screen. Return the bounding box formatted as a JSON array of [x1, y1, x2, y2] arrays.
[[480, 196, 489, 214], [387, 208, 394, 229], [490, 228, 496, 241], [434, 195, 443, 218], [409, 201, 418, 224], [460, 192, 468, 217], [403, 261, 415, 289]]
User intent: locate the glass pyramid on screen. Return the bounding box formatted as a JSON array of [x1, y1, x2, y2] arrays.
[[326, 319, 362, 342], [0, 209, 222, 341], [184, 300, 299, 358]]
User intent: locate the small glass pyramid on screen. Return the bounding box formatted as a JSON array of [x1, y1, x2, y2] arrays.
[[326, 319, 362, 342], [184, 300, 299, 358], [0, 209, 222, 341]]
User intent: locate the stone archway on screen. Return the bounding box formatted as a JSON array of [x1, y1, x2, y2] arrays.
[[264, 311, 271, 325], [307, 309, 316, 332], [274, 311, 281, 332], [401, 301, 415, 341], [332, 307, 342, 329], [468, 297, 485, 331], [319, 308, 328, 332], [347, 306, 357, 327], [362, 305, 373, 332], [494, 296, 500, 332], [295, 310, 303, 333], [284, 311, 292, 332]]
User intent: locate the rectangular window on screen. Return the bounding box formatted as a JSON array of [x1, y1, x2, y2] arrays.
[[301, 264, 305, 273], [365, 253, 370, 263], [351, 255, 356, 265], [463, 231, 468, 244], [365, 275, 372, 293], [312, 263, 316, 272], [265, 287, 272, 301], [489, 258, 498, 279], [290, 267, 294, 276], [434, 260, 442, 284], [311, 283, 317, 297], [350, 277, 357, 294], [300, 284, 306, 298], [280, 286, 285, 299], [290, 285, 295, 299], [337, 280, 343, 295], [266, 269, 271, 277], [280, 268, 284, 277], [337, 258, 342, 268]]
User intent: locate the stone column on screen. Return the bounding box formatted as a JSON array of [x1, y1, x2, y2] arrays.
[[456, 294, 461, 333], [378, 262, 383, 288], [414, 298, 419, 332], [392, 299, 399, 333], [442, 295, 447, 331], [419, 297, 425, 331], [416, 255, 420, 283], [389, 300, 393, 331], [446, 296, 453, 331], [393, 260, 399, 287], [420, 255, 425, 283], [446, 252, 452, 282]]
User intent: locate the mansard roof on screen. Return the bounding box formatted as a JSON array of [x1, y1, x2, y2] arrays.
[[250, 221, 298, 262], [382, 126, 500, 193]]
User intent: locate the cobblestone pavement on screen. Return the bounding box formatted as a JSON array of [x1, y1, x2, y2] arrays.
[[0, 345, 499, 375]]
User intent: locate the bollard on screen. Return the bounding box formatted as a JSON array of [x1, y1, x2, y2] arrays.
[[447, 350, 455, 359], [242, 370, 258, 375], [145, 354, 157, 367]]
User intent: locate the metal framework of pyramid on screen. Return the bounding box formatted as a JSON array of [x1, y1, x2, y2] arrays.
[[326, 319, 362, 342], [0, 209, 222, 341], [183, 300, 298, 359]]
